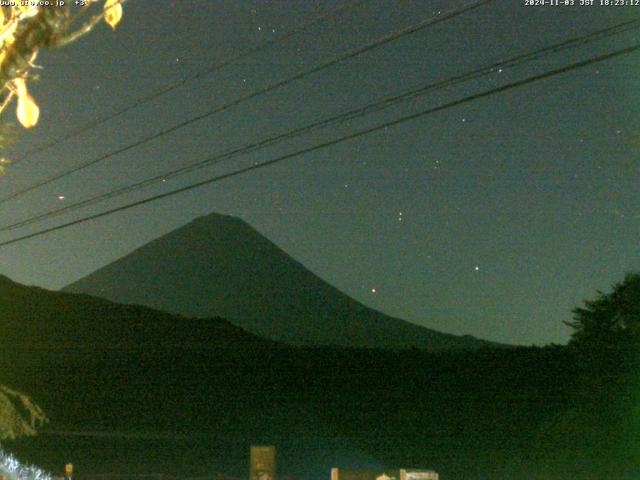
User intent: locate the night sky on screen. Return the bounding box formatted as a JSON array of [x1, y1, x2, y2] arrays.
[[0, 0, 637, 345]]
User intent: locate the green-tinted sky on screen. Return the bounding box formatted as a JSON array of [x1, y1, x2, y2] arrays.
[[0, 0, 637, 345]]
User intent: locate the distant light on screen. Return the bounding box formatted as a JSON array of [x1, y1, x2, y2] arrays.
[[474, 265, 480, 271], [371, 288, 376, 293], [57, 195, 65, 200]]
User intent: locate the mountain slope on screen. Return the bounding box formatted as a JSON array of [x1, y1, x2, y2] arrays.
[[0, 277, 634, 479], [64, 212, 496, 350], [0, 273, 270, 350]]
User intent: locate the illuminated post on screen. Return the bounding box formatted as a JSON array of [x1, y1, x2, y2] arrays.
[[249, 445, 276, 480], [64, 463, 73, 480]]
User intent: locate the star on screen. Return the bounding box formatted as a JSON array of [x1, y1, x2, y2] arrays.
[[474, 265, 480, 271], [371, 288, 376, 294]]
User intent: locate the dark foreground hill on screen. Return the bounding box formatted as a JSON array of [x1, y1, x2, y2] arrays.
[[0, 273, 272, 350], [1, 276, 637, 480], [64, 212, 496, 350]]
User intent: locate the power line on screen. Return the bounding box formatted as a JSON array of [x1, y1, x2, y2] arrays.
[[9, 0, 367, 166], [1, 18, 638, 232], [1, 43, 636, 247], [0, 0, 494, 207]]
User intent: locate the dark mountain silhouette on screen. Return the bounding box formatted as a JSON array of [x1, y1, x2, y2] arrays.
[[64, 212, 496, 350], [0, 275, 636, 479]]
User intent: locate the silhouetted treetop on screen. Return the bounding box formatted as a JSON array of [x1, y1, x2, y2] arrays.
[[566, 272, 640, 348]]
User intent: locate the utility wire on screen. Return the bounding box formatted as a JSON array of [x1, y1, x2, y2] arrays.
[[0, 0, 494, 206], [9, 0, 367, 166], [1, 43, 636, 247], [1, 18, 638, 232]]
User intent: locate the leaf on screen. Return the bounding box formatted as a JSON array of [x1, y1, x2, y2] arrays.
[[104, 0, 122, 29], [14, 79, 39, 128], [0, 24, 18, 49], [17, 94, 39, 128], [17, 4, 39, 18]]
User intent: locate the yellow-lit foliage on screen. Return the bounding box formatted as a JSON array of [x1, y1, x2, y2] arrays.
[[104, 0, 123, 29], [0, 384, 47, 440], [13, 78, 39, 128], [0, 1, 124, 130]]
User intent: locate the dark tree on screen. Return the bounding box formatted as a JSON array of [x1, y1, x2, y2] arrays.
[[566, 272, 640, 349]]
